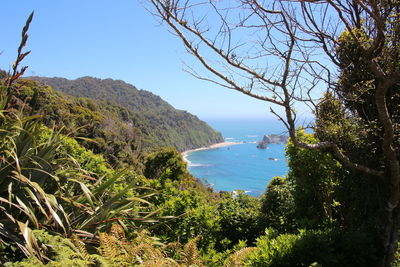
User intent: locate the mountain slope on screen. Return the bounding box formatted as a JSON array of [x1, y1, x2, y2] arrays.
[[18, 77, 223, 166]]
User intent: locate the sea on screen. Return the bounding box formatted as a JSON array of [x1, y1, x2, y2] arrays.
[[185, 118, 289, 197]]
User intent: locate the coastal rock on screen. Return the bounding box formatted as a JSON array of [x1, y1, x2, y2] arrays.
[[256, 134, 288, 149], [256, 141, 267, 149], [263, 135, 272, 144]]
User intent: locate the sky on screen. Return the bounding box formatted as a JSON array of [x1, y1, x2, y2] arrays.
[[0, 0, 310, 120]]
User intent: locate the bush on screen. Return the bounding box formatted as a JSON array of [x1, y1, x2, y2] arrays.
[[144, 147, 188, 182], [244, 228, 376, 267], [7, 230, 92, 267], [260, 176, 296, 233], [217, 191, 261, 249]]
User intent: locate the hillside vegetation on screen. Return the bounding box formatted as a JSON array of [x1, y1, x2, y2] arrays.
[[15, 76, 222, 166]]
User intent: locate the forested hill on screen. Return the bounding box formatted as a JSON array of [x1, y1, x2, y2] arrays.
[[31, 76, 180, 113], [22, 76, 223, 165]]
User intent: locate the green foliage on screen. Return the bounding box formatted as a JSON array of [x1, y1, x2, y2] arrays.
[[393, 242, 400, 267], [28, 76, 224, 158], [244, 229, 298, 267], [8, 230, 91, 267], [0, 95, 157, 263], [11, 75, 224, 168], [40, 126, 111, 178], [318, 17, 400, 263], [144, 147, 188, 181], [223, 246, 257, 267], [149, 171, 263, 263], [217, 191, 261, 248], [260, 177, 296, 233], [0, 96, 70, 261], [286, 128, 381, 231], [1, 75, 157, 265], [201, 240, 247, 267], [143, 148, 222, 250], [98, 223, 206, 266], [12, 79, 143, 167], [244, 228, 376, 267], [286, 129, 350, 228], [315, 92, 379, 169], [151, 176, 221, 248], [0, 15, 73, 263], [335, 26, 399, 130], [0, 112, 158, 264], [99, 225, 166, 266]]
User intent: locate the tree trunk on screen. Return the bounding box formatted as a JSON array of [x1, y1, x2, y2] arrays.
[[378, 187, 400, 267]]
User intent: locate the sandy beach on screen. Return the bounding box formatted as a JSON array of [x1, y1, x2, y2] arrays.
[[182, 141, 242, 164]]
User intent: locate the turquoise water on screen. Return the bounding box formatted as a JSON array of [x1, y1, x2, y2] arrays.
[[186, 118, 289, 196]]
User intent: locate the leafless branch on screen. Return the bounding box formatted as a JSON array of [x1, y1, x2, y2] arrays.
[[145, 0, 400, 177]]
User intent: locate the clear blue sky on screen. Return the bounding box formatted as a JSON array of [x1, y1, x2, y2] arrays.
[[0, 0, 294, 120]]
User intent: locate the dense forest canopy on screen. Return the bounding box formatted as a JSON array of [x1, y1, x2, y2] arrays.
[[30, 76, 223, 150]]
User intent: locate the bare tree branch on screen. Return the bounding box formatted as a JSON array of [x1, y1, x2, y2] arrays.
[[145, 0, 396, 179]]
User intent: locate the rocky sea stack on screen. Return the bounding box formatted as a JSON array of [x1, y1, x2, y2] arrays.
[[256, 134, 288, 149]]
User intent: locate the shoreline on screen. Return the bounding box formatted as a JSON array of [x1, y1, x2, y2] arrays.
[[182, 141, 242, 165]]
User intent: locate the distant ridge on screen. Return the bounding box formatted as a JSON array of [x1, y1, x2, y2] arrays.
[[31, 76, 175, 113]]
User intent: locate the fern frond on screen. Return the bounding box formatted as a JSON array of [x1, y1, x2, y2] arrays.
[[182, 236, 203, 266], [71, 234, 90, 261], [223, 247, 258, 267], [99, 227, 182, 266], [131, 241, 164, 262], [130, 230, 165, 261], [141, 257, 180, 267], [99, 232, 118, 259], [110, 223, 126, 240]]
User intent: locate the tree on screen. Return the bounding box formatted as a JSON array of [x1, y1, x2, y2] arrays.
[[260, 177, 296, 233], [144, 147, 188, 181], [286, 129, 346, 228], [218, 191, 261, 248], [285, 128, 381, 231], [145, 0, 400, 265]]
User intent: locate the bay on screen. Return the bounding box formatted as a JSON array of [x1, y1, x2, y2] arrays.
[[186, 118, 289, 197]]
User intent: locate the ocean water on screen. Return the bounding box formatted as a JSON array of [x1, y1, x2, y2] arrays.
[[186, 118, 289, 197]]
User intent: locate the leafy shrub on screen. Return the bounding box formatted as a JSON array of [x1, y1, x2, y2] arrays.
[[217, 191, 262, 249], [244, 228, 376, 267], [7, 230, 92, 267], [151, 177, 221, 248], [144, 147, 188, 181], [260, 176, 296, 233]]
